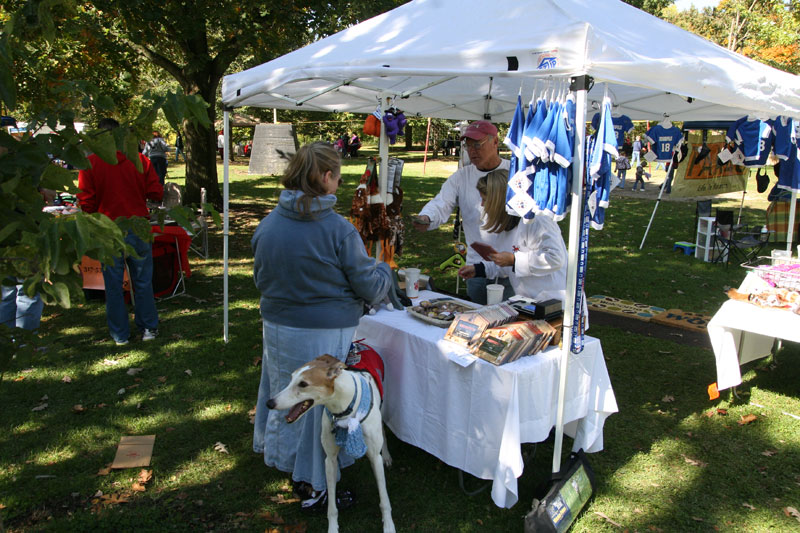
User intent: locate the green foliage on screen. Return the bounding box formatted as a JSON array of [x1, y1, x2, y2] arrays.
[[0, 1, 218, 372]]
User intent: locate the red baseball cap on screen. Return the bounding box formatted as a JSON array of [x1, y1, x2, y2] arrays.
[[461, 120, 498, 140]]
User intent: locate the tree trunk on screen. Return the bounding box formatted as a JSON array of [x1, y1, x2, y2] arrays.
[[181, 75, 223, 209]]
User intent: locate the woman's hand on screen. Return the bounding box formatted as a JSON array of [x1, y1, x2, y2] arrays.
[[489, 251, 515, 268], [458, 264, 476, 279]]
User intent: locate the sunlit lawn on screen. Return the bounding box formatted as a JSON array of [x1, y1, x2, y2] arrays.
[[1, 146, 798, 531]]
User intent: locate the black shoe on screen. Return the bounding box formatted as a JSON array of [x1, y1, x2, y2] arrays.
[[292, 480, 314, 500], [300, 488, 356, 512]]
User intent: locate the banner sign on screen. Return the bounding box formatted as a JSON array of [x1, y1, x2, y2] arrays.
[[670, 133, 750, 198]]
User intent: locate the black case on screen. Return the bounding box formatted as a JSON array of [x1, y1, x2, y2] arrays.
[[524, 449, 595, 533]]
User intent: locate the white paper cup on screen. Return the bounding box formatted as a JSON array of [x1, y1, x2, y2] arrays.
[[405, 268, 421, 298], [486, 283, 504, 305]]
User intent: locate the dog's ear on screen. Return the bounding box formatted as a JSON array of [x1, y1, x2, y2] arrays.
[[317, 354, 345, 379]]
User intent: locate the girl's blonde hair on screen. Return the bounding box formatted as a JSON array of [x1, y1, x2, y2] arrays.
[[281, 142, 341, 214], [477, 168, 519, 233]]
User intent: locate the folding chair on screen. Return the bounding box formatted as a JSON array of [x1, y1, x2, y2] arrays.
[[711, 209, 734, 266], [189, 188, 209, 259]]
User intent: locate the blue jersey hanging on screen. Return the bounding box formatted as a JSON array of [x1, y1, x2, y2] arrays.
[[645, 123, 682, 161]]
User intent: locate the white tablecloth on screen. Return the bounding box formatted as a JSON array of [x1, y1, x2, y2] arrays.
[[356, 290, 618, 508], [707, 276, 800, 390]]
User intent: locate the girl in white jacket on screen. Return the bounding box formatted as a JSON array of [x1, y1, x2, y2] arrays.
[[457, 169, 568, 306]]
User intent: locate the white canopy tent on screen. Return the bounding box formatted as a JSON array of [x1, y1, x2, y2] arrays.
[[221, 0, 800, 478]]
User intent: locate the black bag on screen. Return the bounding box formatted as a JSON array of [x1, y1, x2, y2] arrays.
[[524, 449, 595, 533]]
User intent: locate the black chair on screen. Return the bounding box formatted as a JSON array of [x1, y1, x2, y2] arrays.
[[711, 209, 734, 265], [714, 224, 770, 267]]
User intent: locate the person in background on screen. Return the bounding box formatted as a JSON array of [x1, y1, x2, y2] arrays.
[[1, 186, 56, 332], [143, 131, 169, 185], [631, 135, 642, 167], [412, 120, 512, 303], [251, 142, 392, 511], [633, 161, 651, 192], [174, 132, 185, 162], [615, 150, 631, 190], [217, 130, 225, 160], [348, 132, 361, 158], [457, 169, 567, 306], [78, 118, 164, 345]]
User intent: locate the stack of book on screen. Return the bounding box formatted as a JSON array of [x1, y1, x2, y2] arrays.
[[471, 320, 558, 365], [444, 303, 518, 348]]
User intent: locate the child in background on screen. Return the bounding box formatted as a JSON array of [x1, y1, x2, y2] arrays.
[[633, 162, 651, 191], [615, 152, 630, 189]]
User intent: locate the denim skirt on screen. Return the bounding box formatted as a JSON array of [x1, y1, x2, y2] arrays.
[[253, 319, 357, 491]]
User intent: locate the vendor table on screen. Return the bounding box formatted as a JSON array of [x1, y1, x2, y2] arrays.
[[707, 273, 799, 390], [355, 290, 618, 508]]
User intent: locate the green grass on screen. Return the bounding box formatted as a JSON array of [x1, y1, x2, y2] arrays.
[[1, 149, 799, 532]]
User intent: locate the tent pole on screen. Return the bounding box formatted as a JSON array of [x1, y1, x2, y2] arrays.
[[788, 189, 798, 252], [552, 75, 589, 475], [374, 95, 390, 260], [223, 110, 231, 343], [639, 164, 669, 249], [737, 170, 749, 226], [423, 117, 431, 175]]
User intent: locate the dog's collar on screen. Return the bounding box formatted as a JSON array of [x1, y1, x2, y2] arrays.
[[327, 374, 373, 424]]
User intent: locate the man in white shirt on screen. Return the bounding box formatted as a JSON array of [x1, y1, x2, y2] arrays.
[[412, 120, 511, 303]]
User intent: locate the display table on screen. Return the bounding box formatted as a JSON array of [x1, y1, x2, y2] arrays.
[[355, 290, 618, 509], [707, 274, 800, 390]]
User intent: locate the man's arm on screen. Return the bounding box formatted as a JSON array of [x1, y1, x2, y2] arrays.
[[417, 170, 461, 229], [139, 154, 164, 202], [77, 167, 98, 213]]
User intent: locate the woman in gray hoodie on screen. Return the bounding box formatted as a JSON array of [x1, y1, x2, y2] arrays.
[[251, 142, 393, 510], [143, 131, 168, 184]]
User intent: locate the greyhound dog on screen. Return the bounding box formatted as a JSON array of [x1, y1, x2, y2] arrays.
[[267, 354, 395, 533]]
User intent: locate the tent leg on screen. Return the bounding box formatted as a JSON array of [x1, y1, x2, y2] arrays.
[[639, 169, 670, 249], [787, 189, 797, 252], [223, 110, 231, 343], [423, 117, 431, 175], [552, 77, 589, 475]]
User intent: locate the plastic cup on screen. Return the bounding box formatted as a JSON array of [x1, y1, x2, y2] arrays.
[[405, 268, 421, 298], [486, 283, 504, 305]]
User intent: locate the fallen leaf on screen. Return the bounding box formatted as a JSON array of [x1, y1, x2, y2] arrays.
[[593, 511, 622, 527], [73, 404, 86, 413], [225, 404, 232, 411], [761, 449, 778, 457], [32, 403, 48, 412], [682, 454, 707, 467], [743, 502, 756, 510], [739, 414, 758, 425], [131, 482, 146, 492], [248, 407, 257, 424], [691, 517, 704, 522], [218, 361, 224, 366], [117, 388, 126, 395], [138, 469, 153, 483], [62, 376, 72, 383], [661, 395, 675, 403], [784, 507, 800, 523], [126, 368, 143, 376], [126, 384, 139, 390], [184, 369, 192, 376], [40, 394, 49, 401], [14, 375, 24, 382], [97, 403, 107, 408], [214, 441, 229, 454], [261, 511, 285, 524], [102, 359, 119, 366], [157, 376, 167, 383], [253, 356, 262, 366], [716, 408, 728, 416], [97, 466, 112, 476]]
